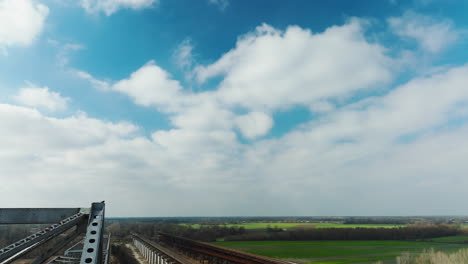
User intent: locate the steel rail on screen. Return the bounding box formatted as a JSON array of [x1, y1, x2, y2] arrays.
[[0, 212, 85, 263], [159, 232, 291, 264], [103, 233, 111, 264]]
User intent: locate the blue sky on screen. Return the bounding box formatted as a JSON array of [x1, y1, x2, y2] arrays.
[[1, 0, 468, 216]]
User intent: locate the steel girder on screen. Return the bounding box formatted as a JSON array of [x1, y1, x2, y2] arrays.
[[79, 202, 105, 264], [0, 212, 85, 263], [0, 202, 108, 264], [0, 208, 82, 224]]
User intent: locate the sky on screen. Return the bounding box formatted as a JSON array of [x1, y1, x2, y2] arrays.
[[1, 0, 468, 217]]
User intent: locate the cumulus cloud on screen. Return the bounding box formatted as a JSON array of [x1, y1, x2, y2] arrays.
[[55, 18, 468, 215], [80, 0, 157, 15], [13, 84, 70, 111], [3, 64, 468, 215], [82, 20, 394, 112], [112, 60, 184, 108], [196, 21, 393, 111], [0, 0, 49, 47], [388, 11, 459, 53], [78, 20, 394, 140]]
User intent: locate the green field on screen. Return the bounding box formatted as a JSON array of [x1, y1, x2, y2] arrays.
[[213, 240, 468, 264], [181, 222, 404, 230], [431, 236, 468, 242]]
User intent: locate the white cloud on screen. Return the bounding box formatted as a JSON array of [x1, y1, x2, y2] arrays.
[[0, 0, 49, 47], [310, 101, 335, 113], [173, 39, 196, 82], [74, 70, 111, 90], [208, 0, 229, 11], [174, 39, 194, 70], [60, 18, 468, 216], [3, 64, 468, 215], [80, 21, 396, 143], [169, 101, 234, 131], [112, 60, 184, 108], [388, 11, 459, 53], [13, 84, 70, 111], [235, 112, 273, 139], [196, 21, 393, 111], [80, 0, 157, 15]]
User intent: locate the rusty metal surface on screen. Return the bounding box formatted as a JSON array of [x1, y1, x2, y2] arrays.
[[158, 232, 292, 264]]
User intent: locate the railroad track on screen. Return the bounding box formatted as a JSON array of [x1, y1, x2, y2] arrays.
[[133, 232, 293, 264]]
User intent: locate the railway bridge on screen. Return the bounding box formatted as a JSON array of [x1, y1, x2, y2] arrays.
[[132, 233, 291, 264], [0, 202, 109, 264], [1, 202, 290, 264]]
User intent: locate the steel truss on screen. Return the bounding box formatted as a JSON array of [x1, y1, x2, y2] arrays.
[[0, 201, 109, 264]]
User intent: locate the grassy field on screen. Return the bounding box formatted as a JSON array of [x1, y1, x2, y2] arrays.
[[431, 236, 468, 242], [181, 222, 404, 230], [213, 240, 468, 264]]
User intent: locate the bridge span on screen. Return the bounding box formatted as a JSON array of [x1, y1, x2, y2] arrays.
[[1, 202, 292, 264], [133, 233, 292, 264], [0, 202, 109, 264]]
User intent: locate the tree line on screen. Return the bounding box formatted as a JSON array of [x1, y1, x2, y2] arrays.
[[107, 222, 246, 242], [223, 225, 462, 241], [106, 222, 462, 242]]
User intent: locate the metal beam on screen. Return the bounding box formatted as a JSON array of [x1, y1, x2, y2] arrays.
[[79, 202, 105, 264], [0, 208, 82, 224], [31, 226, 83, 264], [103, 233, 111, 264], [0, 212, 86, 263]]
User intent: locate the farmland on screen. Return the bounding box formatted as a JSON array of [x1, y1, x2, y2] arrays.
[[213, 239, 468, 264], [181, 222, 404, 230]]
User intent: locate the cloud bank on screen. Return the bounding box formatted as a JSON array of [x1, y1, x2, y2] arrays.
[[2, 12, 468, 216]]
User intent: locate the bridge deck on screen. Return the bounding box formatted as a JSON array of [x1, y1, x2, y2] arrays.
[[158, 232, 292, 264]]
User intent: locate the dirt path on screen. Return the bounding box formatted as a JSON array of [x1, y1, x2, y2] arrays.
[[125, 243, 148, 264]]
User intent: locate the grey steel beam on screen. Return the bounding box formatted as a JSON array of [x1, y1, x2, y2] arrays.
[[0, 208, 81, 224], [0, 212, 86, 263], [103, 233, 111, 264], [30, 227, 83, 264], [79, 202, 105, 264]]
